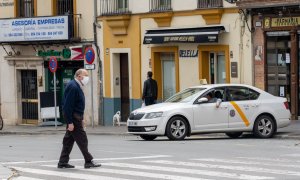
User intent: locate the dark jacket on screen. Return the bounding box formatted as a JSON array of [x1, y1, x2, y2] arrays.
[[142, 78, 158, 100], [62, 80, 85, 124]]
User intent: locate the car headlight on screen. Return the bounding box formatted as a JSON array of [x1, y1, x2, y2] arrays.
[[144, 112, 163, 119]]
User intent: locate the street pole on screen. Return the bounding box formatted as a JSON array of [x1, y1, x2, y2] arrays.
[[54, 72, 57, 129], [90, 69, 94, 128]]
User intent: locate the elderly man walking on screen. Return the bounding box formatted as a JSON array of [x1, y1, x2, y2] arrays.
[[58, 69, 100, 169]]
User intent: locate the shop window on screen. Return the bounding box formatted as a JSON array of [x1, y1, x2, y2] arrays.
[[198, 0, 223, 9], [17, 0, 35, 17]]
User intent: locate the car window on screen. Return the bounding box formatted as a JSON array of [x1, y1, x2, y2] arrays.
[[226, 87, 260, 101], [249, 89, 260, 100], [166, 88, 206, 103], [196, 87, 225, 104]]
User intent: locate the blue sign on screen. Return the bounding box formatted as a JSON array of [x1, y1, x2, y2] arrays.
[[49, 57, 58, 73], [0, 16, 69, 43], [84, 47, 95, 64]]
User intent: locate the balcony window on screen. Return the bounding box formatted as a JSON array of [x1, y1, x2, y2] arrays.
[[150, 0, 172, 12], [57, 0, 74, 15], [198, 0, 223, 9], [16, 0, 35, 17], [100, 0, 130, 16]]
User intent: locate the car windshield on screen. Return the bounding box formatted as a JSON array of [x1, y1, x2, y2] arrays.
[[165, 88, 206, 103]]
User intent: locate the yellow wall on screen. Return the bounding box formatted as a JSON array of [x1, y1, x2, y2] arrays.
[[102, 15, 141, 99]]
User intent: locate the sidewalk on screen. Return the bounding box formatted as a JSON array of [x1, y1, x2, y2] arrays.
[[0, 165, 14, 180], [0, 120, 299, 139]]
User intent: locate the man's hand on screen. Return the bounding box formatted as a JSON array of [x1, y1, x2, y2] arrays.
[[68, 123, 74, 131]]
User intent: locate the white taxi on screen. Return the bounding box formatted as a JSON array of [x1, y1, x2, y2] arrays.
[[127, 84, 291, 140]]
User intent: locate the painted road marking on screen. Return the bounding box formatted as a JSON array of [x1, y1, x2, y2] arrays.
[[237, 157, 300, 163], [194, 158, 300, 169], [10, 167, 131, 180], [101, 162, 273, 180], [230, 101, 250, 126], [147, 160, 300, 177], [12, 177, 45, 180], [43, 165, 211, 180], [1, 155, 170, 165]]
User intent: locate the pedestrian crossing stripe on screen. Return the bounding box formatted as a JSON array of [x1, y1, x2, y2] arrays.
[[194, 158, 300, 169], [10, 167, 131, 180], [43, 165, 210, 180], [145, 160, 300, 177]]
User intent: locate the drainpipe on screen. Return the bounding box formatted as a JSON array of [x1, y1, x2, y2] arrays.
[[93, 0, 104, 125]]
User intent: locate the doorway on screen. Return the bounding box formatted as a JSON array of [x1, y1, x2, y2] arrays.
[[20, 70, 38, 124], [161, 53, 176, 101], [120, 53, 130, 122], [209, 52, 226, 84], [266, 34, 291, 103]]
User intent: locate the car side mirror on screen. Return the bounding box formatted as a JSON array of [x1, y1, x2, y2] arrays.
[[198, 97, 208, 103]]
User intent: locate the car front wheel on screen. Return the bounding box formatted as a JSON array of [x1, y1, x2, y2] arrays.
[[253, 115, 276, 138], [166, 116, 188, 140], [139, 135, 157, 141]]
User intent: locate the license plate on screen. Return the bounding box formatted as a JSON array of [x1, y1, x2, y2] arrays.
[[128, 121, 138, 126]]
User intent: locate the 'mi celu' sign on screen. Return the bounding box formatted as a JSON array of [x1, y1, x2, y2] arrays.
[[0, 16, 69, 42], [179, 50, 198, 58]]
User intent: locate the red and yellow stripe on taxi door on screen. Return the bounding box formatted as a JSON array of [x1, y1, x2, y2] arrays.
[[229, 101, 250, 127]]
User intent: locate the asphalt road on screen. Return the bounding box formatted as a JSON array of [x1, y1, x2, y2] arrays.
[[1, 134, 300, 180]]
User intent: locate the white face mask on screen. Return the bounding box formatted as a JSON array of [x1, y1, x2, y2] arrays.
[[81, 76, 89, 86]]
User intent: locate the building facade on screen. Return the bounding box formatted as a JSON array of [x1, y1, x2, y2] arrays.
[[237, 0, 300, 120], [98, 0, 253, 125], [0, 0, 100, 126]]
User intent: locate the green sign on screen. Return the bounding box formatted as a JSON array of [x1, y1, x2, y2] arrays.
[[38, 49, 71, 59]]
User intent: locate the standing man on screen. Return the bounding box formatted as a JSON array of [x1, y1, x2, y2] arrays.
[[142, 71, 158, 106], [58, 69, 101, 169]]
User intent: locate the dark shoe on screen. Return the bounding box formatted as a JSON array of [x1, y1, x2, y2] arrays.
[[57, 162, 75, 169], [84, 160, 101, 168]]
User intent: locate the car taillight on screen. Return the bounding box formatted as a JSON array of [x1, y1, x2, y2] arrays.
[[284, 101, 289, 110]]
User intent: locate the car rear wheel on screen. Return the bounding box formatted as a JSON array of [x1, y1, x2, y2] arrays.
[[166, 116, 188, 140], [253, 115, 276, 138], [139, 135, 157, 141], [225, 132, 243, 138]]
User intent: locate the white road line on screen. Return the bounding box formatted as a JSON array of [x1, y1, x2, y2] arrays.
[[43, 165, 211, 180], [12, 177, 45, 180], [193, 158, 300, 169], [101, 162, 274, 180], [10, 167, 131, 180], [1, 155, 170, 165], [146, 160, 300, 177], [237, 157, 300, 163]]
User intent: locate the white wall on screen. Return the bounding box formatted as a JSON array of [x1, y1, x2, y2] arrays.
[[0, 0, 14, 18]]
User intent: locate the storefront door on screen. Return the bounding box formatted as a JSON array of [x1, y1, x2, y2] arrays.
[[21, 70, 38, 124], [161, 53, 175, 101], [209, 52, 226, 84], [120, 53, 130, 122], [45, 60, 83, 123], [266, 33, 291, 103]]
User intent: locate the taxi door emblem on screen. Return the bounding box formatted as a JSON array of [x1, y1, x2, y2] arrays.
[[230, 110, 235, 117]]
